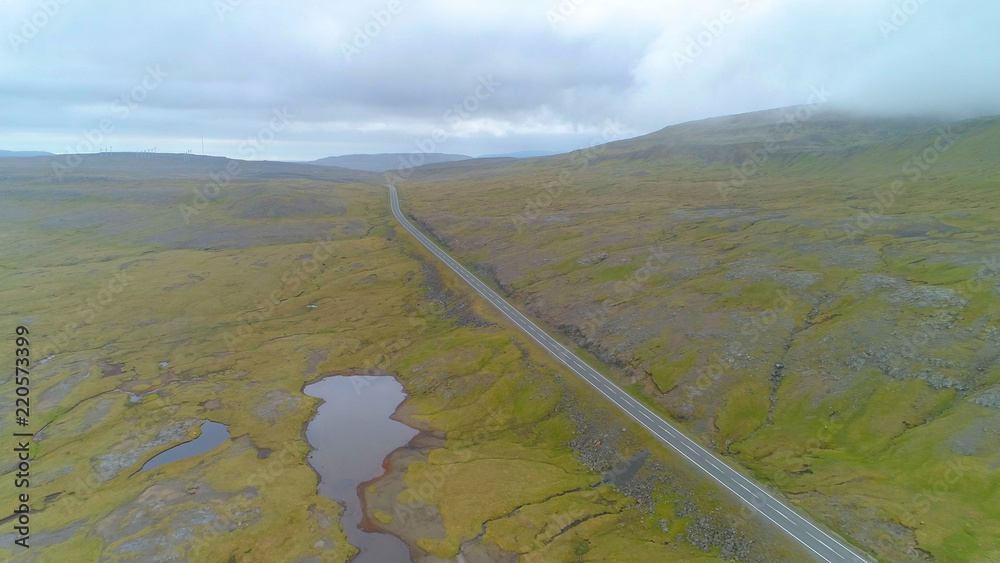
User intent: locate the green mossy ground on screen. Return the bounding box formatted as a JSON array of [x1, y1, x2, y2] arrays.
[[398, 115, 1000, 562], [0, 160, 806, 562]]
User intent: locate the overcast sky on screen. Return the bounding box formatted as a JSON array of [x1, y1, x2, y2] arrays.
[[2, 0, 998, 160]]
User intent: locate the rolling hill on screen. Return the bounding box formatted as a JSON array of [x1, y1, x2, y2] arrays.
[[0, 150, 54, 157], [392, 107, 1000, 563], [310, 152, 472, 172]]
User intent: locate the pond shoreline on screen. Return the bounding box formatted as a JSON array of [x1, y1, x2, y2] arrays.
[[302, 370, 431, 563]]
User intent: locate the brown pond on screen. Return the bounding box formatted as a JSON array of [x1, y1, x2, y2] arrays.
[[304, 375, 418, 563]]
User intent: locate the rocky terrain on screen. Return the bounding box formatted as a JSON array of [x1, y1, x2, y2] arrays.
[[0, 154, 810, 562], [398, 109, 1000, 562]]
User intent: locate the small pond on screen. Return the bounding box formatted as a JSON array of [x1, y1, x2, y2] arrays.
[[137, 420, 231, 474], [305, 375, 418, 563]]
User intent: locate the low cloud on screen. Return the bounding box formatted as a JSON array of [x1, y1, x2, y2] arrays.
[[2, 0, 997, 159]]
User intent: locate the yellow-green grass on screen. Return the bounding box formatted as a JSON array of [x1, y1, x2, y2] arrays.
[[0, 167, 807, 562], [394, 115, 1000, 561]]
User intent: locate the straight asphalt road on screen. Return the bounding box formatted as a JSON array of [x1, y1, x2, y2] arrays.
[[387, 184, 872, 563]]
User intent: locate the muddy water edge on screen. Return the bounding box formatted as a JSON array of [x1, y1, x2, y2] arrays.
[[304, 374, 421, 563]]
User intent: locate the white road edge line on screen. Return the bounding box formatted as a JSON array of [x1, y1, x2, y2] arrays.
[[387, 186, 871, 563]]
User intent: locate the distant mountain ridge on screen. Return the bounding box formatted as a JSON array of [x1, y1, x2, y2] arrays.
[[309, 153, 472, 172], [478, 150, 557, 159], [0, 153, 379, 184], [0, 150, 54, 157]]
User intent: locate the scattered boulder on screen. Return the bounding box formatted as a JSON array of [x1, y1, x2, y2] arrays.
[[888, 286, 968, 309], [578, 253, 609, 265], [856, 274, 906, 293], [683, 514, 755, 561], [972, 388, 1000, 410]]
